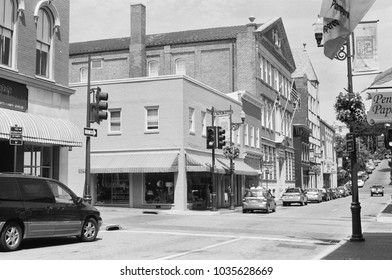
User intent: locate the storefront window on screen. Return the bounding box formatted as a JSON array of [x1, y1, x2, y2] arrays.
[[144, 173, 174, 204], [23, 145, 52, 178], [186, 173, 211, 209], [96, 173, 129, 205]]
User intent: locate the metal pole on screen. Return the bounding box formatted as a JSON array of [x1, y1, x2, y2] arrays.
[[229, 105, 235, 210], [347, 35, 364, 242], [14, 145, 17, 172], [211, 106, 217, 211], [84, 55, 92, 204]]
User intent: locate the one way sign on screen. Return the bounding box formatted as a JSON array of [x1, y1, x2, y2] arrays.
[[84, 127, 97, 137]]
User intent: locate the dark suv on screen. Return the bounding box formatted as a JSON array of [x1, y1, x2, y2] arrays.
[[0, 173, 102, 251]]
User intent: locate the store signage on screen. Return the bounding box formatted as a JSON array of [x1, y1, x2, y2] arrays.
[[10, 125, 23, 145], [367, 92, 392, 124], [0, 78, 28, 112]]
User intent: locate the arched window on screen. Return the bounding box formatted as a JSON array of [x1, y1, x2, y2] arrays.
[[0, 0, 15, 67], [175, 58, 186, 75], [36, 8, 52, 77]]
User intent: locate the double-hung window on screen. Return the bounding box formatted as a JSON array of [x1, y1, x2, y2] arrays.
[[36, 8, 52, 77], [109, 109, 121, 134], [146, 106, 159, 132], [0, 0, 14, 67]]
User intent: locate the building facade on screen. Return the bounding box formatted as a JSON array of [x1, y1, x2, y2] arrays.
[[0, 0, 82, 182], [68, 4, 298, 209], [292, 47, 323, 189], [320, 119, 337, 188]]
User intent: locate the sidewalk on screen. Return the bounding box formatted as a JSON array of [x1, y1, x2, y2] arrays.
[[322, 202, 392, 260]]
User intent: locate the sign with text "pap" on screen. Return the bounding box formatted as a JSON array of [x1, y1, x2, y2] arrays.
[[367, 92, 392, 124]]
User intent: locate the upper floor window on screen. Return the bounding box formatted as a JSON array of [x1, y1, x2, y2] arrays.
[[36, 8, 52, 77], [145, 106, 159, 132], [0, 0, 15, 67], [188, 107, 195, 133], [91, 59, 102, 69], [80, 67, 88, 82], [201, 111, 206, 136], [244, 124, 249, 146], [109, 109, 121, 134], [175, 59, 186, 75], [148, 60, 159, 77]]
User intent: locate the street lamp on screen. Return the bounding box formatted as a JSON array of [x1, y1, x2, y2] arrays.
[[227, 106, 245, 210], [313, 17, 364, 242]]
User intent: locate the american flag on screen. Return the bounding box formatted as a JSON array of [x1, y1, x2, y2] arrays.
[[290, 88, 300, 104]]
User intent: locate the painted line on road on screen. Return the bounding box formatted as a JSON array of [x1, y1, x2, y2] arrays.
[[156, 237, 244, 260], [100, 229, 339, 246]]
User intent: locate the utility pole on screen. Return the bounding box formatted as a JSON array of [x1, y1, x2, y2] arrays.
[[84, 55, 92, 204]]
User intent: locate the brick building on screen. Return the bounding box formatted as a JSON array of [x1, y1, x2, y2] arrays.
[[0, 0, 82, 182], [68, 4, 298, 209]]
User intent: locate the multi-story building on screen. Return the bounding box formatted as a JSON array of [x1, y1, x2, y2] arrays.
[[68, 4, 297, 209], [0, 0, 81, 182], [320, 119, 337, 188], [292, 46, 322, 189]]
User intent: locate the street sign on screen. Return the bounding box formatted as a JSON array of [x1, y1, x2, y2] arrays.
[[367, 92, 392, 124], [84, 127, 97, 137], [10, 125, 23, 145], [206, 109, 233, 116]]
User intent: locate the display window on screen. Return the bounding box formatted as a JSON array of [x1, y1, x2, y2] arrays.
[[144, 173, 174, 204], [96, 173, 129, 205]]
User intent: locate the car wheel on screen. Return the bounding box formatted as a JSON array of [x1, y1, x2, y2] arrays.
[[79, 218, 98, 242], [0, 222, 22, 252]]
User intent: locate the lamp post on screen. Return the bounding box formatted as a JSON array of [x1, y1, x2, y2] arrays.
[[313, 17, 364, 242], [227, 106, 245, 210]]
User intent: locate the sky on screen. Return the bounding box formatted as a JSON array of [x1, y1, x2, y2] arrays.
[[69, 0, 392, 126]]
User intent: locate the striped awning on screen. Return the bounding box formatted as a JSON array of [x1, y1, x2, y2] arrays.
[[80, 151, 179, 174], [186, 152, 259, 176], [0, 108, 83, 147]]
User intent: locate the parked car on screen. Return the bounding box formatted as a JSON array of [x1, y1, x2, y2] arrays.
[[306, 188, 322, 203], [331, 188, 341, 198], [321, 188, 331, 201], [337, 186, 349, 197], [357, 179, 365, 188], [282, 188, 308, 206], [0, 173, 102, 252], [242, 187, 276, 213], [370, 185, 384, 197]]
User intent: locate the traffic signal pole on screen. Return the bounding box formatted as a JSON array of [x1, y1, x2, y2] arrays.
[[84, 55, 92, 204], [211, 106, 217, 211]]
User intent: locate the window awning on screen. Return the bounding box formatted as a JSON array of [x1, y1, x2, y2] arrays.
[[0, 108, 83, 147], [79, 151, 179, 174], [186, 152, 259, 176]]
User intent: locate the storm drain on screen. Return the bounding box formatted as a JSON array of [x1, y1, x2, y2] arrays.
[[106, 224, 122, 231]]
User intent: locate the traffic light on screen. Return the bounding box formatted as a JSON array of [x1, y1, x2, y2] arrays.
[[91, 87, 109, 124], [377, 134, 385, 148], [385, 128, 392, 149], [206, 126, 216, 149], [217, 126, 226, 149]]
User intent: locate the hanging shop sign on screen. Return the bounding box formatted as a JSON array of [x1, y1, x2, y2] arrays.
[[0, 78, 28, 112], [366, 91, 392, 124]]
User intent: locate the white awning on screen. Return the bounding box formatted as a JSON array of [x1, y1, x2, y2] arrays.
[[0, 108, 82, 147], [79, 151, 179, 174]]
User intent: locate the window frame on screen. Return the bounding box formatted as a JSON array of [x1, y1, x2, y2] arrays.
[[145, 106, 159, 133], [35, 7, 54, 79], [108, 108, 122, 135], [0, 0, 16, 68], [148, 60, 159, 77], [188, 107, 195, 134], [175, 58, 186, 75]]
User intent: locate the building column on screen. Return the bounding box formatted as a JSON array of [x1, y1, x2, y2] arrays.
[[174, 148, 187, 211]]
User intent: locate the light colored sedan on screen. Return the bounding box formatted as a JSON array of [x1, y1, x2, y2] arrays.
[[306, 188, 322, 203], [282, 188, 308, 206], [242, 187, 276, 214]]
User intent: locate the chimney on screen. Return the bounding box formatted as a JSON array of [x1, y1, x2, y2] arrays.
[[129, 4, 146, 78]]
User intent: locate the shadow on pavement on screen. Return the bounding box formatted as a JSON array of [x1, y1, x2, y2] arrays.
[[322, 233, 392, 260]]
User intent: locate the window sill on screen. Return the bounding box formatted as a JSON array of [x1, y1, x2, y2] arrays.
[[108, 132, 121, 136], [35, 75, 56, 84], [145, 130, 159, 134]]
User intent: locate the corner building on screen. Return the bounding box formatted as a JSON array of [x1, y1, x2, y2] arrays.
[[68, 4, 298, 210], [0, 0, 82, 182]]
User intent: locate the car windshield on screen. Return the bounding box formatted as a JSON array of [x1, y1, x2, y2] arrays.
[[245, 190, 267, 197], [285, 188, 301, 193], [307, 188, 318, 193]]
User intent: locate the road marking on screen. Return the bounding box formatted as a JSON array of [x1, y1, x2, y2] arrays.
[[157, 237, 244, 260], [100, 229, 339, 245]]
